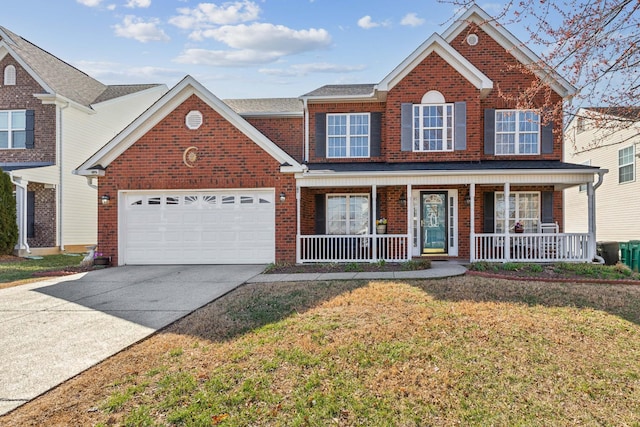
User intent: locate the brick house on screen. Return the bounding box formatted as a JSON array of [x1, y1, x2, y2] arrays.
[[0, 26, 167, 255], [75, 5, 605, 265]]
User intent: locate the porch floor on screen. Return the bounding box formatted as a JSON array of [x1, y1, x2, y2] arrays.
[[249, 261, 468, 283]]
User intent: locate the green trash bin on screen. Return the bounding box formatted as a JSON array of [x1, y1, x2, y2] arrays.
[[629, 241, 640, 272], [619, 242, 630, 268]]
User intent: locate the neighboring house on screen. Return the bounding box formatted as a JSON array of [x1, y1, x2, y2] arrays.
[[75, 5, 605, 266], [564, 107, 639, 241], [0, 26, 167, 255]]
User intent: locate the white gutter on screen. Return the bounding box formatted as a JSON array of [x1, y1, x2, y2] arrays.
[[8, 171, 29, 254]]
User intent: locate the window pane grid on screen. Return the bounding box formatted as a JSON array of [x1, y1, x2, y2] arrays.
[[495, 110, 539, 155], [619, 146, 635, 183], [413, 103, 454, 152], [327, 113, 369, 158], [327, 195, 369, 235], [0, 110, 27, 149], [495, 192, 540, 233]]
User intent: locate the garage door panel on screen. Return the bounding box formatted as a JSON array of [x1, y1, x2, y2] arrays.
[[121, 190, 275, 265]]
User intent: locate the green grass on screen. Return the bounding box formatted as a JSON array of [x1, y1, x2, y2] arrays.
[[87, 278, 640, 426], [0, 254, 85, 283], [470, 261, 640, 280]]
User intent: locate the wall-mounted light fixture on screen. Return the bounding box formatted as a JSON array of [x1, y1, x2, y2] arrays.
[[399, 193, 407, 206], [280, 192, 286, 202], [465, 192, 471, 205], [101, 194, 110, 205]]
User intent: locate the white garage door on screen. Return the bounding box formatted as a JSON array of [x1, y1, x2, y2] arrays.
[[120, 190, 275, 265]]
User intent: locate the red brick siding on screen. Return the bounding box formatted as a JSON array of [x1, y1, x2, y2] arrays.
[[244, 116, 304, 163], [0, 57, 56, 163], [98, 94, 297, 264], [27, 182, 56, 247]]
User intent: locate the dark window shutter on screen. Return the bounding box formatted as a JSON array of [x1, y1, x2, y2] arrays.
[[370, 112, 381, 157], [25, 110, 35, 149], [315, 194, 326, 234], [484, 109, 495, 155], [541, 191, 553, 223], [454, 102, 466, 150], [315, 113, 326, 158], [541, 119, 553, 154], [27, 191, 35, 238], [401, 103, 413, 152], [483, 191, 495, 233]]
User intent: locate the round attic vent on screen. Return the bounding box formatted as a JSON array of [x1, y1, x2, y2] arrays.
[[466, 33, 479, 46], [185, 110, 203, 130]]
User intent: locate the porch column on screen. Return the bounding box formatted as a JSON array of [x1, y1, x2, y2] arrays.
[[469, 183, 475, 262], [372, 184, 378, 260], [296, 185, 301, 263], [406, 184, 412, 261], [587, 182, 596, 261], [503, 182, 510, 262]]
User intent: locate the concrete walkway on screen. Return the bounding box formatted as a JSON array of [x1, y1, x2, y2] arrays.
[[247, 261, 467, 283], [0, 261, 465, 416]]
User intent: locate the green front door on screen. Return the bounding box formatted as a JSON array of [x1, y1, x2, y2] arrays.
[[421, 192, 447, 254]]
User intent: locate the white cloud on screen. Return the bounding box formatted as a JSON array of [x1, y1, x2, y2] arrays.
[[76, 0, 102, 6], [174, 48, 282, 67], [169, 1, 260, 30], [357, 16, 378, 29], [125, 0, 151, 8], [260, 62, 366, 77], [400, 13, 424, 27], [113, 15, 170, 43], [197, 23, 331, 54], [74, 60, 182, 84]]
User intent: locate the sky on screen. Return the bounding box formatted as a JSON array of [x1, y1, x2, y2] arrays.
[[1, 0, 526, 100]]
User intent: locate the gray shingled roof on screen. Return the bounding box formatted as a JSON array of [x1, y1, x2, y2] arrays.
[[223, 98, 303, 115], [0, 26, 162, 108], [93, 84, 164, 104], [306, 160, 601, 173], [301, 84, 376, 98]]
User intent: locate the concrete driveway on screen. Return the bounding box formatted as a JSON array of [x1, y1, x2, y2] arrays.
[[0, 264, 264, 415]]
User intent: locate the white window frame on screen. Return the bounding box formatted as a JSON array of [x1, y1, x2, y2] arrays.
[[326, 113, 370, 158], [4, 65, 16, 86], [495, 109, 540, 155], [618, 145, 635, 184], [495, 192, 540, 233], [0, 109, 27, 149], [413, 103, 454, 152], [326, 194, 370, 235]]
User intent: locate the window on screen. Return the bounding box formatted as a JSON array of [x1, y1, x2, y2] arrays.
[[326, 194, 369, 235], [619, 145, 635, 184], [495, 110, 540, 155], [0, 110, 27, 149], [4, 65, 16, 85], [413, 103, 454, 151], [495, 192, 540, 233], [327, 113, 369, 158]]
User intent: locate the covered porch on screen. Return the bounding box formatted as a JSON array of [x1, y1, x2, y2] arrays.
[[294, 161, 606, 264]]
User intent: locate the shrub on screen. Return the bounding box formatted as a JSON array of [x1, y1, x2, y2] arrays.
[[0, 169, 18, 255]]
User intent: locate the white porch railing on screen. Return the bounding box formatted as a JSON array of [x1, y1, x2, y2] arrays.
[[473, 233, 590, 263], [298, 234, 409, 263]]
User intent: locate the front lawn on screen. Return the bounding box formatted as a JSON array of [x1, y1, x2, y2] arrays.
[[4, 275, 639, 426], [0, 254, 87, 285]]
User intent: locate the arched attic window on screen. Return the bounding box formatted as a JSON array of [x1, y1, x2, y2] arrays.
[[4, 65, 16, 85], [421, 90, 445, 104]]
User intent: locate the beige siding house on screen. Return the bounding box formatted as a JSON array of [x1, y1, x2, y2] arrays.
[[564, 108, 640, 242], [0, 26, 168, 255]]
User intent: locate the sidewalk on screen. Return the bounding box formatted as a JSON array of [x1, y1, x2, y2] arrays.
[[247, 261, 467, 283]]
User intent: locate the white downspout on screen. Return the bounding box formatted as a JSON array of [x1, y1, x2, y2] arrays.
[[56, 101, 69, 251], [469, 183, 475, 262], [9, 172, 30, 254], [589, 171, 606, 264], [503, 183, 510, 262], [302, 97, 309, 163]]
